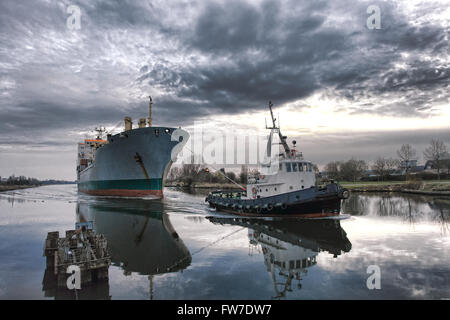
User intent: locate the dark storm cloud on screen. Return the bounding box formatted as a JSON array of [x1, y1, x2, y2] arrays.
[[136, 0, 448, 118], [137, 0, 345, 111]]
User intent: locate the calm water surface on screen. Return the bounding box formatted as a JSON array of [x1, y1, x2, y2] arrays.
[[0, 185, 449, 299]]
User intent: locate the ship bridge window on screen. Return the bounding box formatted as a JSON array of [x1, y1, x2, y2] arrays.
[[279, 163, 282, 171], [307, 163, 312, 172], [292, 162, 298, 172], [299, 162, 303, 172], [286, 162, 292, 172]]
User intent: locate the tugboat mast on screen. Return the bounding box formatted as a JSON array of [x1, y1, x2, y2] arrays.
[[267, 101, 291, 157]]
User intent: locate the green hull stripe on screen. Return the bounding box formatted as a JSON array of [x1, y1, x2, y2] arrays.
[[78, 178, 163, 190]]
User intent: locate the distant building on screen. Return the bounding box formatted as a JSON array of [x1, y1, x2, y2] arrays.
[[364, 169, 378, 178], [409, 165, 425, 173], [397, 159, 427, 175], [399, 159, 417, 173]]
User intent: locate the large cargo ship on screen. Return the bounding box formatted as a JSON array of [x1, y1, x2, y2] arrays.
[[77, 97, 188, 197]]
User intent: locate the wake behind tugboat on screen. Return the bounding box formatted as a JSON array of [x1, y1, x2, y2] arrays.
[[205, 101, 350, 218]]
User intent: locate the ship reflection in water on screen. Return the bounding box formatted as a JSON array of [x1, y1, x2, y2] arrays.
[[42, 199, 191, 300], [208, 217, 352, 299]]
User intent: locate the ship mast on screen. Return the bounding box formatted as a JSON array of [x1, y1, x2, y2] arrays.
[[148, 96, 153, 127], [267, 101, 291, 157], [94, 126, 106, 140]]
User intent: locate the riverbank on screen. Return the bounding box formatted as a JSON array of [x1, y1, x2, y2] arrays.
[[341, 180, 450, 196], [165, 182, 240, 189], [0, 185, 40, 192], [166, 180, 450, 196]]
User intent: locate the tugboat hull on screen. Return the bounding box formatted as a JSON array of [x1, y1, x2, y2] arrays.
[[206, 183, 349, 217]]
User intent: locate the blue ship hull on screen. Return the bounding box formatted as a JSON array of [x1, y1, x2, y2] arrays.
[[78, 126, 187, 197]]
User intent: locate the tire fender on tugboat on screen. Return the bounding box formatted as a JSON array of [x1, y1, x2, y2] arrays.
[[338, 188, 350, 199]]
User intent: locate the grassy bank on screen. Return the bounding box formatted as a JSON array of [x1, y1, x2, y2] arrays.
[[165, 182, 240, 189], [166, 180, 450, 196], [340, 180, 450, 194], [0, 185, 40, 192]]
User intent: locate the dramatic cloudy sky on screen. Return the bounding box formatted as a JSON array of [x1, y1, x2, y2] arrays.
[[0, 0, 449, 180]]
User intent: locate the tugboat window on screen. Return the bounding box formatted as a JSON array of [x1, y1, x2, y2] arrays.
[[292, 162, 298, 172], [286, 163, 292, 172], [299, 162, 303, 171]]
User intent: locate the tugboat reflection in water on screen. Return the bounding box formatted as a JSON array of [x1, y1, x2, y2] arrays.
[[42, 199, 191, 299], [208, 217, 352, 299]]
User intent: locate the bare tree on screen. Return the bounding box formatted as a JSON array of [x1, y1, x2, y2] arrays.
[[423, 139, 448, 180], [340, 158, 368, 182], [180, 163, 202, 186], [397, 144, 417, 174], [372, 157, 387, 181], [324, 161, 341, 180], [386, 158, 400, 176]]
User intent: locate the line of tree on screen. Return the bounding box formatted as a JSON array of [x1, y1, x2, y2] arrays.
[[324, 159, 368, 182], [371, 157, 399, 181], [0, 175, 41, 186], [168, 139, 450, 185], [168, 165, 248, 187], [0, 175, 76, 186], [40, 179, 76, 185], [324, 139, 450, 182]]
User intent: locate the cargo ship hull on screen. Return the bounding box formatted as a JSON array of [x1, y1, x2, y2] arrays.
[[77, 126, 187, 198]]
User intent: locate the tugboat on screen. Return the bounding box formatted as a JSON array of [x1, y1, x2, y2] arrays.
[[205, 101, 350, 217]]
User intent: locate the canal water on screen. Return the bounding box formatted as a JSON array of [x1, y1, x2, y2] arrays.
[[0, 185, 449, 299]]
